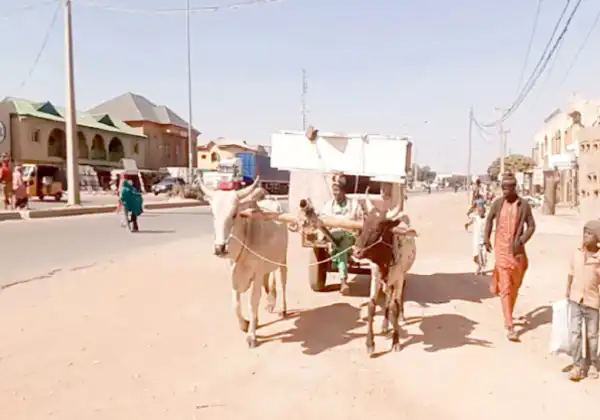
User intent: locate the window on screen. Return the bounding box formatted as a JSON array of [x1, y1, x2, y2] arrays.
[[211, 152, 220, 162], [32, 129, 40, 142], [554, 130, 561, 154], [175, 144, 180, 157], [133, 142, 140, 154], [201, 154, 207, 160]]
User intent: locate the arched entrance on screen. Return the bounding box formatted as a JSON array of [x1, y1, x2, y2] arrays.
[[90, 135, 107, 160], [108, 137, 125, 162], [78, 132, 89, 159], [47, 128, 66, 159]]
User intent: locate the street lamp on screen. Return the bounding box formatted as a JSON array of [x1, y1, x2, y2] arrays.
[[185, 0, 194, 182]]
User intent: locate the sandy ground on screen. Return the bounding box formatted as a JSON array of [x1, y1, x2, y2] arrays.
[[0, 193, 597, 420]]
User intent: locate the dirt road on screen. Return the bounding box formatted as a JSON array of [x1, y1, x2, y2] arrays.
[[0, 193, 596, 420]]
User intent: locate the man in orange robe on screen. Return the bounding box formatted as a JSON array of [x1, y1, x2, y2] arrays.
[[484, 173, 536, 341]]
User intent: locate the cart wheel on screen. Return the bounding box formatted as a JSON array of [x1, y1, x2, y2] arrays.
[[308, 247, 327, 292], [38, 195, 44, 201], [54, 193, 62, 201]]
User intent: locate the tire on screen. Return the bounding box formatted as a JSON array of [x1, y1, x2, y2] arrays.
[[54, 193, 62, 201], [308, 247, 327, 292], [153, 191, 159, 196], [38, 195, 44, 201]]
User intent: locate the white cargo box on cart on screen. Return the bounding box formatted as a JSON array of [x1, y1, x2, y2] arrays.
[[270, 130, 412, 177]]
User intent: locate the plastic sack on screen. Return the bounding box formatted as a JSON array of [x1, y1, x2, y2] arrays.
[[549, 299, 572, 355]]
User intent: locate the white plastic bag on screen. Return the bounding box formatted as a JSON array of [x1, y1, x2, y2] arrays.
[[549, 299, 572, 355]]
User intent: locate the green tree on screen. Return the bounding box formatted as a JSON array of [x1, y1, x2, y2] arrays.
[[415, 165, 437, 183], [487, 154, 535, 181]]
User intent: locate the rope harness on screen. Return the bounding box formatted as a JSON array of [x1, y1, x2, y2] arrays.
[[229, 233, 391, 268]]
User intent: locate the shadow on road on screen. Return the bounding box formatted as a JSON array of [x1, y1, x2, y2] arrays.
[[403, 313, 492, 352], [407, 272, 494, 306], [517, 305, 552, 338], [347, 272, 494, 306], [263, 302, 365, 355]]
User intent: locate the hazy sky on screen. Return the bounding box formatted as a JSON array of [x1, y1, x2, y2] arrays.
[[1, 0, 599, 174]]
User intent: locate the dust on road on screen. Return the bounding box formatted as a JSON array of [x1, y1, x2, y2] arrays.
[[0, 193, 596, 420]]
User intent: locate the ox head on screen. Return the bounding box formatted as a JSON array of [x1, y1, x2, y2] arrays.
[[199, 177, 262, 257], [353, 193, 416, 262]]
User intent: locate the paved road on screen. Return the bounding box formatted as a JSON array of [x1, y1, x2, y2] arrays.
[[0, 190, 450, 287], [0, 206, 215, 287]]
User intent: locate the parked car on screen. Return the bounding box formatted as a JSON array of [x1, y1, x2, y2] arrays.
[[152, 177, 186, 195]]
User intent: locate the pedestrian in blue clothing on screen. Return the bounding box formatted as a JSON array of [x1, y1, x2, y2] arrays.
[[119, 174, 143, 232]]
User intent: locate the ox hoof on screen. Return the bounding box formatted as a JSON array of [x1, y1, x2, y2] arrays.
[[398, 316, 407, 326], [239, 319, 250, 333], [366, 343, 375, 355], [246, 336, 258, 348], [392, 342, 402, 352], [280, 310, 288, 318], [380, 326, 390, 336], [266, 303, 276, 313]]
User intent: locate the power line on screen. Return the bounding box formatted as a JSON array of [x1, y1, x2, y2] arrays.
[[475, 0, 581, 128], [556, 5, 600, 88], [79, 0, 287, 15], [516, 0, 544, 93], [0, 0, 57, 19], [15, 0, 62, 93]]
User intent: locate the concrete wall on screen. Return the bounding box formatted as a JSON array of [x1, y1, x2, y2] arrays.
[[125, 121, 197, 169], [535, 98, 600, 169], [0, 103, 11, 158], [8, 115, 146, 168], [577, 126, 600, 223]]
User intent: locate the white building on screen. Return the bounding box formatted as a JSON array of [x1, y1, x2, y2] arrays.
[[533, 94, 599, 202]]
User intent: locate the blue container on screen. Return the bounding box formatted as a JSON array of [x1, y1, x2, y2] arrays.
[[236, 152, 257, 179], [256, 154, 290, 182]]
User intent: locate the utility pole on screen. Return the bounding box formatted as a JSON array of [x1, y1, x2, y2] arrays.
[[185, 0, 194, 182], [467, 106, 473, 196], [64, 0, 80, 205], [495, 107, 509, 178], [301, 68, 308, 130]]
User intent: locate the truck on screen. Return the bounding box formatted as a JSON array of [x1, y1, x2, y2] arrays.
[[236, 152, 290, 195]]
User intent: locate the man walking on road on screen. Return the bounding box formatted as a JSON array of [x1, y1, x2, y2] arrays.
[[484, 173, 536, 342], [565, 220, 600, 381], [0, 153, 13, 210]]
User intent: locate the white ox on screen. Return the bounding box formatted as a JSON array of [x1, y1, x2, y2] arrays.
[[199, 178, 288, 348]]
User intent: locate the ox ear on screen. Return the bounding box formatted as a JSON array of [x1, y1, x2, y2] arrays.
[[385, 204, 403, 221], [391, 222, 418, 237]]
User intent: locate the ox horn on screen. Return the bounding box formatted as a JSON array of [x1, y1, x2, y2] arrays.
[[385, 204, 403, 221], [364, 186, 375, 213], [198, 179, 215, 199], [237, 176, 261, 200]]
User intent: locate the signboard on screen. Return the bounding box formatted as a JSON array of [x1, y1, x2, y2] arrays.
[[270, 130, 411, 177], [548, 153, 575, 170]]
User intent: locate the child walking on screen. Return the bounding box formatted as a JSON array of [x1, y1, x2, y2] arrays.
[[465, 200, 487, 275], [566, 219, 600, 381]]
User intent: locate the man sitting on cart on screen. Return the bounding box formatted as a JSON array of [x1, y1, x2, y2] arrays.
[[320, 174, 363, 294]]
